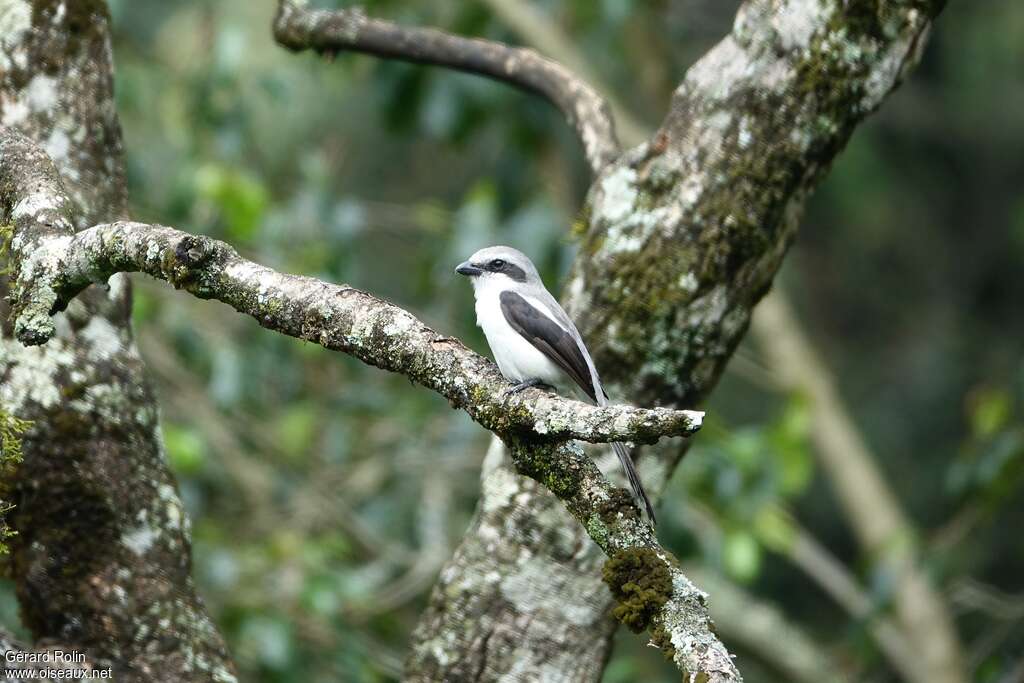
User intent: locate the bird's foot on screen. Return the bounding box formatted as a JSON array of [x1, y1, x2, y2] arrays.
[[506, 378, 555, 396]]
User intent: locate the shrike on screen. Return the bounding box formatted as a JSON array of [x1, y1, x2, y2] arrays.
[[456, 245, 656, 523]]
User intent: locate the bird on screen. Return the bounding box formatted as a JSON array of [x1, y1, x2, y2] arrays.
[[455, 245, 657, 524]]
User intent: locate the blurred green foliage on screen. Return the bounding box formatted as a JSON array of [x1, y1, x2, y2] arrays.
[[3, 1, 1023, 681]]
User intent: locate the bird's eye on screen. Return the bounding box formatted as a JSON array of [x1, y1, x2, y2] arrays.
[[490, 259, 506, 269]]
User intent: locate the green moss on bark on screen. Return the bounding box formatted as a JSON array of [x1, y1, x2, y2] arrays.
[[596, 486, 640, 524], [0, 409, 31, 555], [650, 623, 677, 661], [0, 410, 30, 465], [509, 442, 581, 501], [602, 547, 673, 633], [570, 202, 592, 239], [0, 224, 14, 277]]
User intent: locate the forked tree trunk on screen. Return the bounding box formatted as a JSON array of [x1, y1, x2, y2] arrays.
[[406, 1, 960, 682]]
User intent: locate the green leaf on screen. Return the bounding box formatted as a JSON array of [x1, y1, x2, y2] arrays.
[[753, 506, 797, 552], [970, 387, 1012, 438], [163, 424, 205, 474], [723, 530, 762, 582], [195, 164, 269, 241]]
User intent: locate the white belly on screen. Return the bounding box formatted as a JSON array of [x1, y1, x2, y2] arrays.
[[474, 286, 563, 385]]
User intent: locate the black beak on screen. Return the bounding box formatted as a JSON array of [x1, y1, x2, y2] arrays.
[[455, 261, 483, 277]]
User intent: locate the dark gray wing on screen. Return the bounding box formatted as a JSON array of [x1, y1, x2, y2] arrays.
[[501, 290, 658, 524], [499, 290, 597, 401]]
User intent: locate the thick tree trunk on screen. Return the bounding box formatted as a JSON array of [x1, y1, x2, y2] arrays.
[[407, 1, 952, 681], [0, 2, 235, 680]]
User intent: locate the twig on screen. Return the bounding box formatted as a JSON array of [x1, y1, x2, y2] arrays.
[[273, 0, 620, 174], [752, 290, 966, 683]]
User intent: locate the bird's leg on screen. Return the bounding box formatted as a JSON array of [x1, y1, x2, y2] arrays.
[[506, 378, 555, 395]]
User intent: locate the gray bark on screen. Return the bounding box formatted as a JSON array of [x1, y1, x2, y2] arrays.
[[407, 0, 945, 681], [0, 2, 235, 681]]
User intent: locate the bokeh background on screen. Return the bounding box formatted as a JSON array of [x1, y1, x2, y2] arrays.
[[2, 1, 1021, 681]]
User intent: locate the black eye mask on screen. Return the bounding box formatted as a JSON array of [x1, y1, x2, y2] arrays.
[[487, 259, 527, 283]]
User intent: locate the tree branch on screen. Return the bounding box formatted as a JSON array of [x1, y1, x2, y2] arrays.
[[272, 0, 620, 174], [17, 219, 702, 444], [752, 291, 965, 683], [0, 139, 700, 448]]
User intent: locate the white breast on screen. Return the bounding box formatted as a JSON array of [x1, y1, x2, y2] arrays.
[[473, 279, 563, 385]]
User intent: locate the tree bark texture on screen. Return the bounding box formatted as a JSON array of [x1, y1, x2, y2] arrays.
[[0, 2, 235, 681]]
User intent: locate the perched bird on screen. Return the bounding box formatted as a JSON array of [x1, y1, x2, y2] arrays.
[[455, 245, 656, 524]]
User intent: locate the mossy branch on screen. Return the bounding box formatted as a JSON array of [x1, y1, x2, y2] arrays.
[[503, 438, 737, 679], [3, 214, 703, 447], [0, 223, 15, 276]]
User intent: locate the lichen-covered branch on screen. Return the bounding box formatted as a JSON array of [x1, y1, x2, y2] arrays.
[[272, 0, 620, 174], [0, 184, 702, 448], [480, 437, 740, 680]]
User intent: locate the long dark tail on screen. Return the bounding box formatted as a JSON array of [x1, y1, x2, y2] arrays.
[[612, 441, 657, 525]]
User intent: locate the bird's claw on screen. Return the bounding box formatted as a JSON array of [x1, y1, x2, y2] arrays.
[[505, 379, 554, 396]]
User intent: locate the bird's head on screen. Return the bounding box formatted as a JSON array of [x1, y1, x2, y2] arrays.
[[455, 246, 538, 288]]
